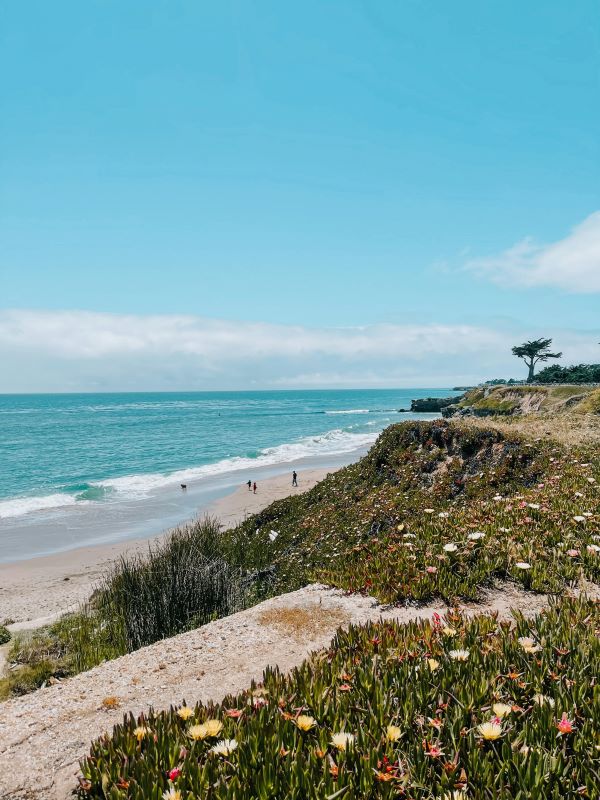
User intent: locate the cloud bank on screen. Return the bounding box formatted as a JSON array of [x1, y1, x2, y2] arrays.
[[466, 211, 600, 292], [2, 309, 599, 392]]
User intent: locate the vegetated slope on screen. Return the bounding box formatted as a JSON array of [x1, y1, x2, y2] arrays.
[[78, 595, 600, 800], [448, 385, 600, 418], [224, 420, 600, 603]]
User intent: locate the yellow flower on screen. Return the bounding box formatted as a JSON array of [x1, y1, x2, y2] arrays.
[[492, 703, 512, 719], [442, 626, 456, 636], [427, 658, 440, 671], [477, 721, 503, 740], [386, 724, 401, 742], [331, 732, 355, 751], [188, 724, 206, 741], [295, 714, 317, 731], [203, 719, 224, 738], [133, 725, 149, 741], [162, 790, 182, 800], [177, 706, 194, 721]]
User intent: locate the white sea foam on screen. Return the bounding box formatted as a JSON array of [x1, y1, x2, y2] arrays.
[[0, 428, 378, 520], [324, 409, 370, 415], [0, 493, 88, 520], [96, 428, 378, 495]]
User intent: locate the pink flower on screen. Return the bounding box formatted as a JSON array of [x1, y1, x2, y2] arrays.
[[566, 549, 580, 558], [556, 713, 575, 735], [168, 768, 182, 781], [426, 566, 438, 574]]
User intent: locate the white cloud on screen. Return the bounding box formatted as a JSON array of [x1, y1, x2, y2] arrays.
[[1, 309, 598, 392], [466, 211, 600, 292]]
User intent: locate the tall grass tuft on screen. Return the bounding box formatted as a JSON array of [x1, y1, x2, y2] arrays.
[[95, 516, 249, 651]]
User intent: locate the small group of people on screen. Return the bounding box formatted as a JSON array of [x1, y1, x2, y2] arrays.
[[246, 470, 298, 494]]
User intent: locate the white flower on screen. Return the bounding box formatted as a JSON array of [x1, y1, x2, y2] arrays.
[[467, 531, 485, 541], [268, 530, 279, 541], [528, 503, 540, 510], [573, 516, 586, 523], [443, 543, 458, 553], [210, 738, 238, 756], [588, 477, 596, 483], [532, 693, 555, 708], [492, 703, 512, 718], [515, 562, 532, 570], [438, 511, 449, 518], [587, 544, 600, 554], [424, 508, 435, 514], [449, 649, 470, 661], [331, 732, 355, 751], [403, 533, 416, 539], [162, 789, 182, 800], [518, 636, 541, 654]]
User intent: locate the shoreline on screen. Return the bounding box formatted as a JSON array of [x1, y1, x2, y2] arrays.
[[0, 466, 336, 628]]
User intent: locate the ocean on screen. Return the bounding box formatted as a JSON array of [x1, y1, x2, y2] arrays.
[[0, 389, 457, 561]]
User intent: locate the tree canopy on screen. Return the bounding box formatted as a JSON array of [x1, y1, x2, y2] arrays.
[[511, 338, 562, 382]]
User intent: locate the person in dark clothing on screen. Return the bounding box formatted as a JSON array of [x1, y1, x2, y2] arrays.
[[247, 480, 252, 491], [253, 481, 257, 494], [292, 470, 298, 487]]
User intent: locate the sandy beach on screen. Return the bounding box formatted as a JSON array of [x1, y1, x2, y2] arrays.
[[0, 467, 333, 628]]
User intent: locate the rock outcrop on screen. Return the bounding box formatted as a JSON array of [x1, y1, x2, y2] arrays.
[[410, 396, 462, 412]]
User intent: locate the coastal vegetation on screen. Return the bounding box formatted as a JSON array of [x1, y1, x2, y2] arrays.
[[78, 596, 599, 799]]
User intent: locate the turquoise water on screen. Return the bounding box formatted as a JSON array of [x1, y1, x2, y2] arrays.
[[0, 389, 457, 560]]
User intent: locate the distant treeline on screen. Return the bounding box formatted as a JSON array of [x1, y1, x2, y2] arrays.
[[534, 363, 600, 384], [484, 363, 600, 386]]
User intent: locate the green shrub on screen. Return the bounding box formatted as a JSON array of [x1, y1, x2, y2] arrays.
[[0, 625, 10, 645], [78, 596, 600, 799]]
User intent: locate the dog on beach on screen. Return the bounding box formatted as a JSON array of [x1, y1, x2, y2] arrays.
[[181, 484, 187, 490]]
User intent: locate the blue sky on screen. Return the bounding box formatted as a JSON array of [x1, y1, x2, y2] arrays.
[[1, 1, 599, 390]]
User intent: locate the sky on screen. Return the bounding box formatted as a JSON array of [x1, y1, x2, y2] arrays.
[[1, 1, 599, 391]]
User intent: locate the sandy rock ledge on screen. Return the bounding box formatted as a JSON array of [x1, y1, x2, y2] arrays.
[[0, 582, 550, 800]]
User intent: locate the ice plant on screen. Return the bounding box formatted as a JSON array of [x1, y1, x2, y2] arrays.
[[427, 658, 440, 671], [477, 721, 503, 741], [177, 706, 194, 721], [515, 562, 532, 570], [532, 693, 555, 708], [295, 714, 317, 731], [556, 713, 575, 735], [443, 543, 458, 553], [492, 703, 512, 719], [162, 789, 182, 800], [449, 649, 470, 661], [210, 739, 238, 756], [133, 726, 148, 741], [386, 724, 402, 742], [518, 636, 541, 654], [331, 732, 355, 751]]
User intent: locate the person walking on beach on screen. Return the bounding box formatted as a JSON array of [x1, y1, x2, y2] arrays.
[[253, 481, 257, 494], [292, 470, 298, 487], [247, 480, 252, 491]]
